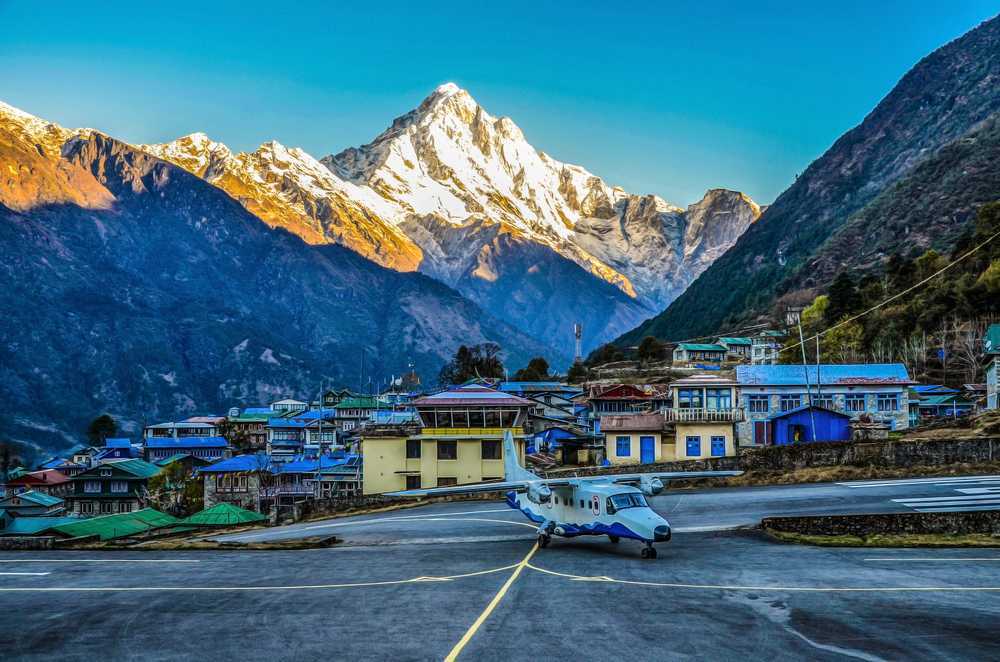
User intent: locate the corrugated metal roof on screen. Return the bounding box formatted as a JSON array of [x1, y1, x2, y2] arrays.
[[736, 363, 912, 386], [767, 404, 850, 420], [144, 437, 228, 449], [601, 414, 666, 431], [717, 337, 752, 345], [50, 509, 180, 541], [2, 490, 64, 507], [154, 453, 192, 466], [334, 397, 381, 409], [3, 516, 82, 536], [242, 407, 274, 415], [104, 438, 132, 448], [676, 343, 727, 352], [86, 459, 162, 479], [412, 384, 534, 407], [200, 454, 272, 473], [179, 503, 267, 527]]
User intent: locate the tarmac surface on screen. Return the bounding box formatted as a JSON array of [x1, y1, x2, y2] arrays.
[[3, 475, 1000, 661]]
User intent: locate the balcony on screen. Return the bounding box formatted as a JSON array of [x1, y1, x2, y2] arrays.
[[664, 408, 744, 423]]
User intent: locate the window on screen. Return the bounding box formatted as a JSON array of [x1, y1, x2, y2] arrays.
[[406, 439, 421, 459], [84, 480, 101, 493], [748, 395, 769, 414], [711, 436, 726, 457], [706, 388, 732, 410], [780, 394, 802, 411], [846, 394, 867, 412], [813, 396, 836, 410], [79, 502, 94, 514], [677, 388, 703, 409], [100, 501, 114, 514], [119, 502, 132, 513], [437, 441, 458, 460], [110, 481, 128, 493], [405, 475, 421, 490], [437, 477, 457, 487], [580, 500, 585, 508], [607, 493, 648, 513], [481, 440, 501, 460], [877, 394, 899, 412], [686, 436, 701, 457], [100, 469, 112, 477], [615, 436, 631, 457]]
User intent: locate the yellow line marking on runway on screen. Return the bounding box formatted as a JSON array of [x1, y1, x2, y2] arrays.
[[444, 542, 539, 662], [0, 562, 521, 592], [525, 563, 1000, 592]]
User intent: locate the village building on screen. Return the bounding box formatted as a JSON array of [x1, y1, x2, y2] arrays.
[[65, 459, 162, 516], [36, 457, 88, 477], [266, 410, 338, 459], [750, 330, 786, 365], [361, 385, 531, 495], [0, 490, 65, 516], [143, 420, 220, 439], [580, 384, 671, 425], [2, 469, 73, 498], [143, 436, 228, 463], [986, 324, 999, 410], [225, 407, 271, 451], [96, 438, 138, 460], [602, 414, 668, 465], [200, 454, 272, 510], [717, 337, 753, 360], [664, 374, 742, 460], [529, 425, 603, 465], [768, 405, 852, 445], [908, 385, 977, 425], [271, 398, 309, 414], [499, 381, 583, 426], [672, 343, 728, 365], [333, 396, 381, 433], [735, 363, 914, 446]]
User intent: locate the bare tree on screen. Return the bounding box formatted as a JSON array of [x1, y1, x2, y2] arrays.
[[953, 319, 989, 385]]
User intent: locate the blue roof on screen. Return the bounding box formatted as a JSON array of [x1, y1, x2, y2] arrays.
[[278, 454, 351, 473], [3, 490, 64, 507], [38, 457, 71, 470], [268, 417, 311, 428], [3, 516, 82, 536], [499, 381, 581, 393], [144, 436, 228, 449], [200, 454, 271, 473], [105, 438, 132, 448], [767, 404, 851, 421], [736, 363, 912, 386], [242, 407, 273, 415], [912, 384, 960, 394]]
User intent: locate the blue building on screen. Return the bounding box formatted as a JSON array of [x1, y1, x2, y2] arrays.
[[736, 363, 913, 446], [768, 405, 852, 445], [143, 437, 229, 462]]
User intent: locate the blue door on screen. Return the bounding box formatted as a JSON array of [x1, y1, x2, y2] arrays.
[[640, 436, 655, 463], [711, 436, 726, 457], [686, 436, 701, 457]]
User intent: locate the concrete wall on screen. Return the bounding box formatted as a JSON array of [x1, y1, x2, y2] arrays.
[[203, 474, 262, 510], [0, 536, 55, 550], [762, 510, 1000, 536]]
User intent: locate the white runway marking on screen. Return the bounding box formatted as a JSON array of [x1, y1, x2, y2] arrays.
[[838, 476, 1000, 488], [865, 558, 1000, 562], [525, 563, 1000, 592], [0, 559, 201, 563], [0, 572, 50, 576], [0, 562, 521, 592]]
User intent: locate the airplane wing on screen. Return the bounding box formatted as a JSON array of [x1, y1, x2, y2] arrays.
[[385, 478, 572, 498], [591, 470, 743, 485]]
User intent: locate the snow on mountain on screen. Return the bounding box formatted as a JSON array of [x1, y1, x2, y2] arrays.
[[140, 135, 423, 271], [323, 83, 759, 309]]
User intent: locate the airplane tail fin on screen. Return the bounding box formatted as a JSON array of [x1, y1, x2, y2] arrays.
[[503, 429, 538, 482]]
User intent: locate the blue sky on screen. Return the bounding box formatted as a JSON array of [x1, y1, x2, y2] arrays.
[[0, 1, 996, 205]]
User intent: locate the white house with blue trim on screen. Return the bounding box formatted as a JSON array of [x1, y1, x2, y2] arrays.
[[735, 364, 914, 446]]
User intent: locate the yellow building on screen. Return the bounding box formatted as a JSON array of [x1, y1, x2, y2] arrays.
[[361, 384, 531, 495], [602, 414, 668, 465], [665, 374, 743, 460]]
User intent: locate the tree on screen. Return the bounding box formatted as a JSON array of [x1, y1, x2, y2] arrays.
[[438, 343, 505, 385], [825, 272, 857, 324], [86, 414, 118, 445], [513, 357, 551, 381], [566, 361, 588, 384], [217, 418, 254, 454], [636, 336, 666, 364], [586, 343, 624, 366]]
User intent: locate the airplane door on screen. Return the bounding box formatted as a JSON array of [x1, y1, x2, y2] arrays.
[[640, 436, 655, 464]]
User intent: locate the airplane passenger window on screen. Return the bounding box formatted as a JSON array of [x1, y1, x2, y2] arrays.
[[580, 500, 584, 508]]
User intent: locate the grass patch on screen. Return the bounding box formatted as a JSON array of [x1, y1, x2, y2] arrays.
[[766, 529, 1000, 548]]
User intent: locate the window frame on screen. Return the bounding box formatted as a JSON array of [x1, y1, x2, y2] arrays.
[[405, 439, 421, 459], [846, 393, 867, 413], [437, 440, 458, 460], [615, 435, 631, 457], [876, 393, 899, 412], [779, 394, 802, 412], [748, 395, 769, 414], [481, 439, 502, 460], [685, 436, 701, 457]]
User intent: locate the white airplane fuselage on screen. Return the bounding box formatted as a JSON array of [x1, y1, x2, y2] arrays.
[[506, 481, 672, 544]]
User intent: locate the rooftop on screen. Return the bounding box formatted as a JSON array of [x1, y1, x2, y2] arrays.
[[671, 373, 738, 388], [767, 404, 851, 420], [104, 438, 133, 449], [411, 384, 534, 407], [676, 343, 727, 352], [1, 490, 64, 507], [736, 363, 913, 386], [144, 436, 228, 449], [82, 458, 162, 479], [200, 454, 272, 473], [180, 503, 267, 527], [600, 414, 666, 432], [50, 508, 180, 541], [717, 337, 752, 345]]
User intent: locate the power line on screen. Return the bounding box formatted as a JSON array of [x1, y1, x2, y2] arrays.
[[783, 227, 1000, 354]]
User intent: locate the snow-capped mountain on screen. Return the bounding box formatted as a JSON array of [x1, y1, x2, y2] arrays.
[[139, 84, 759, 348]]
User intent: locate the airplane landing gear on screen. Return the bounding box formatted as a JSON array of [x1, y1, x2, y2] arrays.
[[640, 543, 658, 559], [537, 533, 551, 548], [608, 535, 620, 544]]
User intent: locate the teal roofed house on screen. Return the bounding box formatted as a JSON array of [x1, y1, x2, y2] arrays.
[[986, 323, 1000, 410], [716, 337, 753, 360], [673, 343, 727, 365], [65, 459, 162, 517]]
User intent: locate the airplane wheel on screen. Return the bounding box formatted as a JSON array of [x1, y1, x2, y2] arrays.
[[538, 534, 551, 549], [648, 547, 658, 559], [608, 535, 620, 544], [640, 546, 657, 559]]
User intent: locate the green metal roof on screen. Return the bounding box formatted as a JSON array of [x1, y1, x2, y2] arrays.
[[986, 324, 1000, 355], [78, 459, 161, 479], [3, 516, 83, 536], [154, 453, 192, 467], [50, 508, 180, 541], [676, 343, 727, 352], [179, 503, 267, 527], [717, 337, 752, 345], [335, 397, 380, 409]]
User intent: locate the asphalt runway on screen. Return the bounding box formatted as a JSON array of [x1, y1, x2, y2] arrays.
[[3, 476, 1000, 661]]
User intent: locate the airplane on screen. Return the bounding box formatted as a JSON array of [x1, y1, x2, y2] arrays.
[[387, 430, 742, 558]]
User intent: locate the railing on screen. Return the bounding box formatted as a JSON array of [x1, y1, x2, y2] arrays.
[[664, 408, 744, 422]]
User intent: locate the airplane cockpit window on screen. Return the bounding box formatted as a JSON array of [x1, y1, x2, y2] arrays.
[[608, 493, 648, 511]]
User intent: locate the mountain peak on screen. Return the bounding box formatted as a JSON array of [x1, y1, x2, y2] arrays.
[[433, 82, 462, 97]]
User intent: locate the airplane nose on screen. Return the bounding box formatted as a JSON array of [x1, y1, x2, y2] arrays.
[[653, 525, 671, 542]]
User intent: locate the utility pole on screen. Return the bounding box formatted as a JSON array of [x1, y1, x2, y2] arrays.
[[787, 306, 817, 442]]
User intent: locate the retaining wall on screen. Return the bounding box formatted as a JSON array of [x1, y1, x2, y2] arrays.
[[762, 511, 1000, 537], [0, 536, 55, 550]]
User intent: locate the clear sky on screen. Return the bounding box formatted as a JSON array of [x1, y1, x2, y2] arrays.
[[0, 1, 996, 205]]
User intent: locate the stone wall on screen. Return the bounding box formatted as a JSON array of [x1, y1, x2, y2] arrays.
[[0, 536, 55, 550], [542, 436, 1000, 478], [762, 510, 1000, 536]]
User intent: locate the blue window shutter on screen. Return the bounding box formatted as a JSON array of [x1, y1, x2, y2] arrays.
[[711, 436, 726, 457], [686, 436, 701, 456], [616, 436, 631, 456]]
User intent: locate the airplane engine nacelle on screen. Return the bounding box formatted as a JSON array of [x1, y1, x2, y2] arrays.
[[640, 476, 664, 497], [527, 483, 552, 504]]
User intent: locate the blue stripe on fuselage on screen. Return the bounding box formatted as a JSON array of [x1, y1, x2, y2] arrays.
[[505, 490, 648, 542]]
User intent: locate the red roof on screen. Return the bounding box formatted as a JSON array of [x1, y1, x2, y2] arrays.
[[7, 470, 70, 486]]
